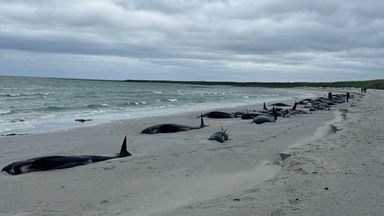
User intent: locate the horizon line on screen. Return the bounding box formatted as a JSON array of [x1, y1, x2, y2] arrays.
[[0, 74, 381, 84]]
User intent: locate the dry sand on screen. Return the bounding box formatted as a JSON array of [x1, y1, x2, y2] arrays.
[[0, 89, 383, 216]]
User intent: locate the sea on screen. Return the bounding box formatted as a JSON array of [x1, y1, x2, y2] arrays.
[[0, 76, 319, 135]]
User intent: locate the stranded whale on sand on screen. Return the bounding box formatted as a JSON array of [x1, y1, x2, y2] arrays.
[[1, 137, 131, 175], [241, 111, 265, 119], [269, 102, 291, 107], [200, 111, 234, 118], [141, 116, 206, 134], [252, 107, 278, 124], [208, 127, 229, 143]]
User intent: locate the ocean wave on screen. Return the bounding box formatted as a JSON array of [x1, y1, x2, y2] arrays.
[[87, 110, 108, 115], [168, 99, 178, 102], [117, 101, 148, 107], [10, 118, 26, 123], [4, 93, 21, 97], [39, 106, 69, 111], [155, 105, 168, 109], [131, 101, 148, 106], [87, 104, 109, 109], [0, 92, 49, 98], [0, 110, 13, 116], [153, 91, 162, 94], [256, 94, 280, 98]]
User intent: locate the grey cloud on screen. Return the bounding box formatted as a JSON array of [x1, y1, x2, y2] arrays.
[[0, 0, 383, 81]]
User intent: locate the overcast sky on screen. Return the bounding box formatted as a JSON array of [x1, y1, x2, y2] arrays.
[[0, 0, 383, 81]]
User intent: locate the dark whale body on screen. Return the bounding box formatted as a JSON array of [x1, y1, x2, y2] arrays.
[[1, 137, 131, 175], [232, 111, 246, 117], [253, 115, 274, 124], [75, 119, 92, 123], [269, 103, 291, 107], [208, 128, 229, 143], [241, 112, 265, 120], [141, 116, 205, 134], [252, 107, 278, 124], [201, 111, 234, 118]]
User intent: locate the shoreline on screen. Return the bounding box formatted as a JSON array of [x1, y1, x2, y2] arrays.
[[1, 89, 379, 216], [0, 87, 335, 137], [0, 87, 320, 137]]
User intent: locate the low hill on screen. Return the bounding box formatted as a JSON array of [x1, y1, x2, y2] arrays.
[[125, 79, 384, 89]]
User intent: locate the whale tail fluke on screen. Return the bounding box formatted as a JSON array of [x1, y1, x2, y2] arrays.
[[119, 136, 132, 157], [221, 128, 228, 138]]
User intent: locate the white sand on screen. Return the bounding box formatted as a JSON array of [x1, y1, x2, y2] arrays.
[[1, 89, 383, 216]]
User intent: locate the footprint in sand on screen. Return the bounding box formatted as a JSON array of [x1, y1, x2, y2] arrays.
[[271, 209, 286, 216], [99, 200, 109, 204], [102, 165, 115, 170], [170, 153, 179, 157], [288, 198, 302, 205], [207, 146, 232, 151]]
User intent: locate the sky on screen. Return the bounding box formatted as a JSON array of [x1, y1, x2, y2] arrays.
[[0, 0, 383, 82]]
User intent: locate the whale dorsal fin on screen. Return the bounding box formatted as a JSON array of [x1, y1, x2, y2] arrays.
[[292, 101, 297, 111], [263, 102, 268, 110], [119, 136, 132, 157]]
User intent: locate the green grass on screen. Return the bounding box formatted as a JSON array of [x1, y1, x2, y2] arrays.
[[125, 79, 384, 89]]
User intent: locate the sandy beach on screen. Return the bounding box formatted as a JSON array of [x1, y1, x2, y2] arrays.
[[0, 89, 383, 216]]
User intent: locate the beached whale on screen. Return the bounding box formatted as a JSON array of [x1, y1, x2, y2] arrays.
[[200, 111, 234, 118], [1, 137, 131, 175], [232, 111, 247, 117], [241, 112, 265, 119], [280, 102, 308, 117], [269, 102, 291, 107], [208, 127, 229, 143], [141, 116, 206, 134], [252, 107, 278, 124], [261, 108, 285, 117], [252, 115, 275, 124], [284, 109, 309, 117], [297, 98, 313, 105]]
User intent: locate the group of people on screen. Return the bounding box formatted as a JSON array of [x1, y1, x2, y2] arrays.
[[328, 87, 367, 101], [328, 91, 350, 102]]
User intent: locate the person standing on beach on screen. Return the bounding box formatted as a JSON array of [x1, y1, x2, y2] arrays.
[[328, 91, 333, 100], [346, 92, 350, 102]]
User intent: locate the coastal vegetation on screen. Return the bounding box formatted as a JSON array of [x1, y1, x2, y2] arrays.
[[125, 79, 384, 90]]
